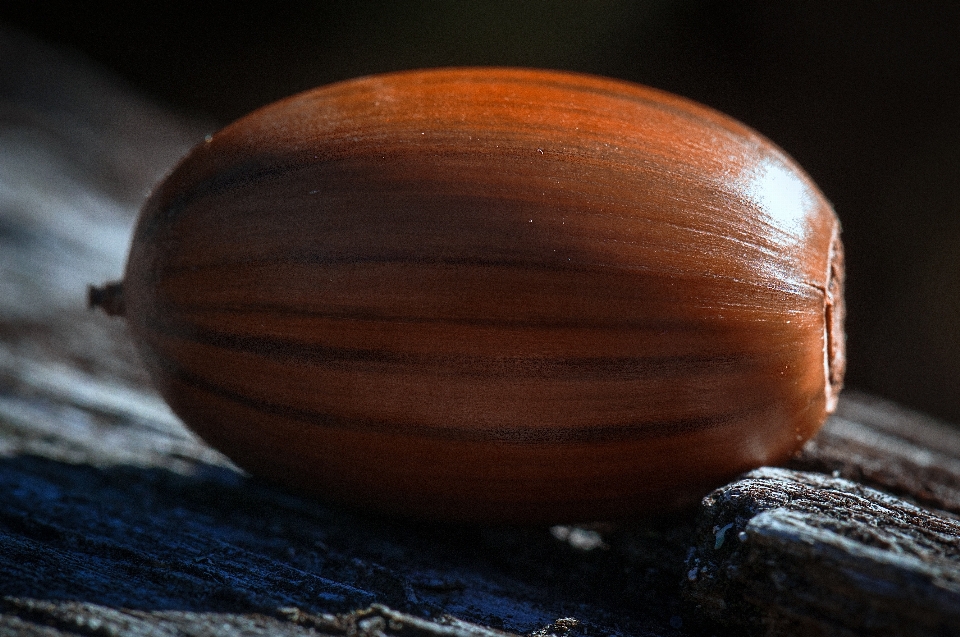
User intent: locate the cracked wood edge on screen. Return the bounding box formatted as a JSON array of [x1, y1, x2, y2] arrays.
[[683, 467, 960, 636], [792, 390, 960, 517]]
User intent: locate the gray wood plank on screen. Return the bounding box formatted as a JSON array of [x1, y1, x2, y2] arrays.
[[684, 467, 960, 635]]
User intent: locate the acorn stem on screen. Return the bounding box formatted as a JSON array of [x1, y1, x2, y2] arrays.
[[88, 281, 126, 317]]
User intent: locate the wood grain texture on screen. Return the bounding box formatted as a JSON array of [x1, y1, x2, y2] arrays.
[[117, 68, 844, 522], [683, 467, 960, 636]]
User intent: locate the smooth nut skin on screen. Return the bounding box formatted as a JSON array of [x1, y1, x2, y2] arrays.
[[118, 68, 844, 523]]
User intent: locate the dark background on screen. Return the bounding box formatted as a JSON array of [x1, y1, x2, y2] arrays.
[[3, 1, 959, 423]]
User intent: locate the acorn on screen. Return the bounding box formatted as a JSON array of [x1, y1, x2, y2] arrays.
[[91, 68, 844, 523]]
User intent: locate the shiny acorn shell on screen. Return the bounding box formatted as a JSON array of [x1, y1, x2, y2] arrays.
[[106, 68, 845, 523]]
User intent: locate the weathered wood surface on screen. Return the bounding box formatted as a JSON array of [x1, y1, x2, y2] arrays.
[[2, 24, 959, 637], [685, 467, 960, 636]]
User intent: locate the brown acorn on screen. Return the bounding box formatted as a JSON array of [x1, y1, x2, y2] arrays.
[[92, 68, 844, 523]]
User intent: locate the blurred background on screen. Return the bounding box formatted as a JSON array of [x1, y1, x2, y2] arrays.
[[2, 1, 958, 423]]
